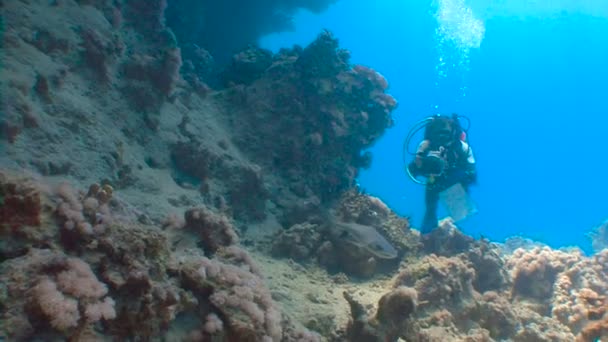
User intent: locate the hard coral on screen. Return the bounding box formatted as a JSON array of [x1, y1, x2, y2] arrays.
[[507, 246, 580, 302], [477, 291, 518, 340], [577, 312, 608, 342], [425, 220, 510, 293], [376, 286, 418, 329], [336, 189, 415, 255], [343, 291, 385, 342], [0, 172, 42, 231], [342, 287, 418, 342], [225, 162, 269, 222], [226, 31, 397, 207], [395, 254, 476, 311], [512, 308, 576, 341], [184, 207, 239, 255], [550, 248, 608, 335], [271, 222, 323, 261], [0, 172, 57, 261], [223, 46, 274, 85]]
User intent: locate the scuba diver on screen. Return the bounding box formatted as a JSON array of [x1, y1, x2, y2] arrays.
[[404, 114, 477, 234]]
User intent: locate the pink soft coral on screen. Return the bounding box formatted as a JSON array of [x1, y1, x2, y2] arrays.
[[31, 277, 80, 331], [56, 258, 108, 299], [28, 254, 116, 332], [84, 297, 117, 322]]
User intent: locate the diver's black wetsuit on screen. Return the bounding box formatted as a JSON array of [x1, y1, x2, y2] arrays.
[[409, 138, 477, 234]]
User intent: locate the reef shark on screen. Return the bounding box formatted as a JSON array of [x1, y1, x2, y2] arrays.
[[330, 221, 398, 259]]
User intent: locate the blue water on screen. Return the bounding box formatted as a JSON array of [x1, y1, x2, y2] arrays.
[[262, 0, 608, 253]]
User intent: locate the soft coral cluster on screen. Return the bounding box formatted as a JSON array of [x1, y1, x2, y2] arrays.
[[1, 172, 318, 340], [1, 249, 115, 340], [54, 181, 116, 252], [31, 257, 116, 330], [184, 252, 283, 341], [176, 207, 318, 341], [176, 247, 320, 341]]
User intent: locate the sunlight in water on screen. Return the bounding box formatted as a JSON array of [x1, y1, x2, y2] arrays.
[[433, 0, 485, 101]]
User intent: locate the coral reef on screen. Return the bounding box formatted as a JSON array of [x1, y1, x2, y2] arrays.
[[223, 31, 396, 206], [269, 191, 415, 278], [121, 46, 183, 112], [271, 222, 323, 261], [1, 0, 608, 341], [0, 173, 317, 340], [1, 249, 116, 340], [506, 247, 608, 337], [336, 189, 416, 254], [0, 172, 45, 258], [424, 218, 510, 293], [165, 0, 339, 65], [333, 228, 607, 341], [178, 248, 284, 341], [342, 286, 417, 342], [183, 207, 239, 255]]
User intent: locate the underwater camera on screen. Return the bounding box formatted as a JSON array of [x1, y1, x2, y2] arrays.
[[420, 149, 447, 176]]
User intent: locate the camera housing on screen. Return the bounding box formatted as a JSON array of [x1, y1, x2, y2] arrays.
[[421, 150, 447, 176]]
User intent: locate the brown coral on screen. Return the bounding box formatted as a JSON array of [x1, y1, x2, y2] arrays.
[[577, 312, 608, 342], [394, 254, 476, 311], [271, 222, 323, 261], [0, 172, 43, 231], [225, 31, 396, 206], [507, 247, 580, 302], [376, 286, 418, 330], [184, 207, 239, 255]]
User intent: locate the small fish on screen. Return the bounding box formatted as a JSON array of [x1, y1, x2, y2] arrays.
[[330, 221, 398, 259]]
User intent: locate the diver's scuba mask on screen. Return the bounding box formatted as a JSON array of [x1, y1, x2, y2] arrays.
[[435, 129, 454, 146]]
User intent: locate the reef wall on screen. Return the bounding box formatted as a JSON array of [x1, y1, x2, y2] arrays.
[[0, 0, 398, 339]]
